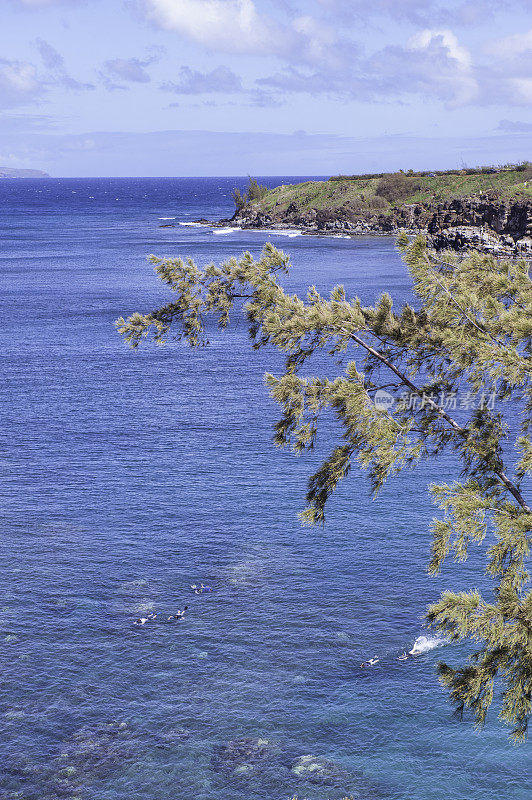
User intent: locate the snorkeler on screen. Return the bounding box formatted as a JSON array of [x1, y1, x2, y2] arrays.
[[398, 652, 409, 661], [360, 656, 379, 668], [167, 606, 188, 622]]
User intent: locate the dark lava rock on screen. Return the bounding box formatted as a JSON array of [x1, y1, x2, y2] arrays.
[[212, 736, 281, 776], [232, 192, 532, 254], [55, 720, 132, 781], [291, 754, 352, 787]]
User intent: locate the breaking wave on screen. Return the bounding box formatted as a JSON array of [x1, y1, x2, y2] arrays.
[[212, 227, 241, 235], [409, 635, 447, 655]]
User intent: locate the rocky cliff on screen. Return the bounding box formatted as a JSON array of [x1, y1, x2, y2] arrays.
[[230, 194, 532, 256]]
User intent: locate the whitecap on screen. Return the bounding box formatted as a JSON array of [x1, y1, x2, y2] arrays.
[[409, 634, 447, 655], [159, 217, 177, 220], [212, 227, 240, 235], [179, 221, 206, 227], [246, 228, 302, 238]]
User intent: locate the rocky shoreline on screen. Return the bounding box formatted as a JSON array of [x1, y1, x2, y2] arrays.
[[217, 194, 532, 256]]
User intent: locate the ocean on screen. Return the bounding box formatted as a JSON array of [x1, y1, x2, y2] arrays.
[[0, 177, 529, 800]]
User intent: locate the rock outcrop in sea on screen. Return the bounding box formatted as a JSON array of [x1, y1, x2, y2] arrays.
[[210, 736, 375, 797]]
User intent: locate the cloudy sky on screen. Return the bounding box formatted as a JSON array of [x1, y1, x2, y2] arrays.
[[1, 0, 531, 175]]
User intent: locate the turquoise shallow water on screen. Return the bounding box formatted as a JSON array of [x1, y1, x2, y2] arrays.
[[0, 177, 530, 800]]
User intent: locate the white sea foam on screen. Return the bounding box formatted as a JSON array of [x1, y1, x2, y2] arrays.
[[179, 221, 205, 227], [159, 217, 176, 220], [409, 634, 447, 655], [132, 601, 156, 614], [212, 227, 241, 235], [247, 228, 302, 238]]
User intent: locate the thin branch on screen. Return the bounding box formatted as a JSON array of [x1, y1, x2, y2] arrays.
[[346, 329, 532, 513]]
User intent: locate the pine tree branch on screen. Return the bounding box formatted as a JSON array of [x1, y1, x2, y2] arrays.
[[347, 329, 532, 514]]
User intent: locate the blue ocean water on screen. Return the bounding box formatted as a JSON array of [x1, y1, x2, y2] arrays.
[[0, 177, 529, 800]]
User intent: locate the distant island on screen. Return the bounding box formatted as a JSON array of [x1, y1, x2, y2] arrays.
[[0, 167, 50, 178], [223, 164, 532, 256]]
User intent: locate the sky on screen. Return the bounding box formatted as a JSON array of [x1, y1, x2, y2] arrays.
[[1, 0, 531, 176]]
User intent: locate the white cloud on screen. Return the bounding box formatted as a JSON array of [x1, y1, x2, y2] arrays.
[[161, 65, 243, 93], [308, 0, 529, 27], [479, 27, 532, 105], [259, 28, 479, 106], [488, 27, 532, 58], [406, 29, 477, 104], [141, 0, 286, 55], [409, 29, 472, 69], [103, 57, 154, 84], [0, 59, 43, 107], [34, 38, 65, 70], [508, 78, 532, 104], [33, 38, 94, 91], [140, 0, 348, 66]]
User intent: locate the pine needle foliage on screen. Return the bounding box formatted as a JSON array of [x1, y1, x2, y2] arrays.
[[116, 236, 532, 740]]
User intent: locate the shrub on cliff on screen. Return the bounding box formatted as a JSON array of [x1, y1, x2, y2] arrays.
[[376, 172, 417, 203], [232, 177, 269, 211], [367, 195, 388, 210], [232, 188, 246, 211], [247, 177, 269, 203]]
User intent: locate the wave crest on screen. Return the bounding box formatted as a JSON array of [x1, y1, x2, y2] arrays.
[[409, 634, 447, 655]]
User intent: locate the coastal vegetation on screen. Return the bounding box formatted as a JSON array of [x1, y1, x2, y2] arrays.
[[235, 164, 532, 217], [117, 235, 532, 741], [229, 164, 532, 256], [232, 177, 269, 211]]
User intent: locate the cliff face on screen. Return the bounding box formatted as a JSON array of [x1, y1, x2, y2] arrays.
[[232, 195, 532, 255], [426, 197, 532, 254]]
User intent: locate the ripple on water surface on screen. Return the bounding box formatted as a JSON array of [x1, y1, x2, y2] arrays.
[[0, 177, 530, 800]]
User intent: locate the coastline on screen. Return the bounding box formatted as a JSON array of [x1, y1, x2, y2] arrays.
[[208, 171, 532, 257]]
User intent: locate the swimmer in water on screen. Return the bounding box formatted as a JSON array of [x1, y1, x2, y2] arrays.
[[168, 606, 188, 621], [398, 652, 409, 661], [360, 657, 379, 668], [134, 617, 148, 626]]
